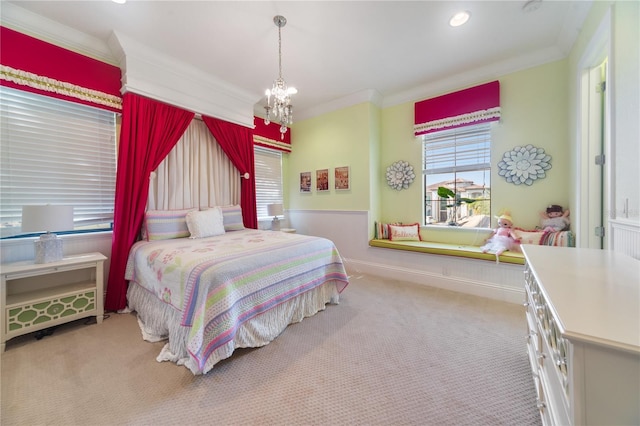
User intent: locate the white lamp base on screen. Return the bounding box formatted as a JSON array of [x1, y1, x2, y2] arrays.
[[271, 217, 281, 231], [34, 233, 63, 264]]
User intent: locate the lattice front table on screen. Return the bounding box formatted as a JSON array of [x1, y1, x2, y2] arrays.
[[1, 252, 106, 352]]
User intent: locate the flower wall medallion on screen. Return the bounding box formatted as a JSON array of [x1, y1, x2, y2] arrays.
[[498, 144, 552, 186], [386, 160, 416, 190]]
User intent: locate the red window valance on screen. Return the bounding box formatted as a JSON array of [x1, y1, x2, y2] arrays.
[[252, 116, 292, 153], [414, 80, 500, 136], [0, 26, 122, 111]]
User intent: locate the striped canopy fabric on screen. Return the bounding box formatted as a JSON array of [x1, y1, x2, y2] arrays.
[[253, 116, 292, 153]]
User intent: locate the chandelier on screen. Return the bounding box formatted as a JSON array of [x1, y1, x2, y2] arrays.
[[264, 15, 297, 139]]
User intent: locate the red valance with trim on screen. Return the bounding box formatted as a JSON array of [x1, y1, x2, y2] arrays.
[[414, 80, 500, 136], [0, 26, 122, 111], [253, 116, 291, 153]]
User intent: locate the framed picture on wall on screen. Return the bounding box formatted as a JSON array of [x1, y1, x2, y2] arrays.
[[335, 166, 350, 190], [300, 171, 311, 193], [316, 169, 329, 192]]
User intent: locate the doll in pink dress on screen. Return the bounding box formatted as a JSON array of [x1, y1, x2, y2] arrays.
[[481, 213, 520, 257]]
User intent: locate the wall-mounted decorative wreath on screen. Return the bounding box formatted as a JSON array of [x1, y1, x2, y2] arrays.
[[498, 144, 552, 186], [386, 160, 416, 190]]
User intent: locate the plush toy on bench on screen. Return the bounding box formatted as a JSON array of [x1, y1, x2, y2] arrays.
[[540, 204, 570, 233], [481, 213, 521, 261]]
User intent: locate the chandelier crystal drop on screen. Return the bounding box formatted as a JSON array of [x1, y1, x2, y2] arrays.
[[264, 15, 296, 140]]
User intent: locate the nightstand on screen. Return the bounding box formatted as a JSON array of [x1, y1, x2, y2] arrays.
[[1, 252, 107, 352], [280, 228, 296, 233]]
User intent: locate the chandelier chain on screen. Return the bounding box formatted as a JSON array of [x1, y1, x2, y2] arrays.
[[264, 15, 295, 140]]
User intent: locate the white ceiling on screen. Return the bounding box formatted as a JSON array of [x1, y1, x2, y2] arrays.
[[2, 1, 592, 120]]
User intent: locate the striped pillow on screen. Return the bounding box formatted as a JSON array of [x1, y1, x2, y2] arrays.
[[219, 205, 245, 231], [144, 208, 196, 241]]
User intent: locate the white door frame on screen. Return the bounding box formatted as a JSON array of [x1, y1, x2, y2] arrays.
[[575, 8, 612, 249]]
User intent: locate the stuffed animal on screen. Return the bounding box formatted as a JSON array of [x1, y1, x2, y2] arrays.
[[540, 204, 570, 232], [481, 213, 521, 258]]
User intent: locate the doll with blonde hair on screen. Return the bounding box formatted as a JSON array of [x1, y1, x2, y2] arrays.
[[481, 213, 520, 258]]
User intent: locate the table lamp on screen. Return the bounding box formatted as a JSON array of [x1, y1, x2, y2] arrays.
[[266, 203, 283, 231], [22, 205, 74, 263]]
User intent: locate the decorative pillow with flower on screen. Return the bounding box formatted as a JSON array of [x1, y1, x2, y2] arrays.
[[388, 223, 422, 241]]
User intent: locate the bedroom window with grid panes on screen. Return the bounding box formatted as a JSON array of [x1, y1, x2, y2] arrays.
[[0, 86, 117, 238], [254, 147, 283, 221], [423, 122, 491, 228]]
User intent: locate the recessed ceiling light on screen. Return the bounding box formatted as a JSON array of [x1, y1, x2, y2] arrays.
[[449, 11, 471, 27]]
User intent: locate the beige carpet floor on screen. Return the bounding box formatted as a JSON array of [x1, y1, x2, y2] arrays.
[[1, 273, 541, 426]]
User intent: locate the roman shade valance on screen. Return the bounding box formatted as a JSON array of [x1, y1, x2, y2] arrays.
[[414, 80, 500, 136], [253, 116, 292, 153], [0, 26, 122, 112]]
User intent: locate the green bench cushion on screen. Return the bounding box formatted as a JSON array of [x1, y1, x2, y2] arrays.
[[369, 239, 525, 265]]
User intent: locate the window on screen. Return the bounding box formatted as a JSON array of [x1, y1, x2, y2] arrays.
[[0, 86, 117, 238], [423, 122, 491, 228], [254, 147, 283, 220]]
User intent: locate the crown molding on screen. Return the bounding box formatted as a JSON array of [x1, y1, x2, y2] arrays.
[[0, 2, 116, 65], [382, 45, 565, 109], [110, 31, 257, 128], [296, 89, 383, 121]]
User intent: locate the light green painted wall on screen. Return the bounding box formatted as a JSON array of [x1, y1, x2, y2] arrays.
[[377, 61, 570, 231], [287, 102, 378, 211], [290, 60, 571, 232], [494, 60, 570, 229]]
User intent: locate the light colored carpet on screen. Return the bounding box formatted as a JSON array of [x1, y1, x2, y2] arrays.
[[1, 273, 541, 425]]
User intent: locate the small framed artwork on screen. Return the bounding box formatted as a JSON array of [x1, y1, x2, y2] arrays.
[[335, 166, 350, 190], [300, 171, 311, 193], [316, 169, 329, 192]]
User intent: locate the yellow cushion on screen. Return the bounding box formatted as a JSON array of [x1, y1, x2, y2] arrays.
[[369, 239, 525, 265]]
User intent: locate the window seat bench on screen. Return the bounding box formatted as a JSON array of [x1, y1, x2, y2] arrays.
[[368, 238, 525, 265]]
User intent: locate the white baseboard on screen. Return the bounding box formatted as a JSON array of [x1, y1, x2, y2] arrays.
[[344, 257, 525, 304]]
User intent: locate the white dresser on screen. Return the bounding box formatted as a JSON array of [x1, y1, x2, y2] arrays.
[[522, 245, 640, 425]]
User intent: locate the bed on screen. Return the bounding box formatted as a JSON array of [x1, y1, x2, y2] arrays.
[[125, 222, 349, 375]]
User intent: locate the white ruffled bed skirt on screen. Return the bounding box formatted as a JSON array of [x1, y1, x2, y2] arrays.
[[127, 281, 340, 374]]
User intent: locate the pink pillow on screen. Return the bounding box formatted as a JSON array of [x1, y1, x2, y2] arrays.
[[388, 223, 421, 241]]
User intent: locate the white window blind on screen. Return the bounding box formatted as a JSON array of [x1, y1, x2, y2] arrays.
[[423, 123, 491, 175], [0, 86, 117, 238], [422, 122, 492, 227], [254, 147, 283, 220]]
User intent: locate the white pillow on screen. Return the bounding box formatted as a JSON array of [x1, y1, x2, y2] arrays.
[[186, 207, 225, 239]]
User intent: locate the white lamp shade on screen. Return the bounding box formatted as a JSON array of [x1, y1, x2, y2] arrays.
[[267, 203, 283, 217], [22, 205, 74, 233]]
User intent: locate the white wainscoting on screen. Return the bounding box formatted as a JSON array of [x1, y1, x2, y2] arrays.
[[288, 209, 524, 304], [610, 220, 640, 260], [0, 232, 113, 298]]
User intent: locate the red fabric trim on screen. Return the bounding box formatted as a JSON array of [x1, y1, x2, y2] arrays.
[[202, 116, 258, 230], [414, 81, 500, 136], [253, 116, 291, 152], [104, 93, 194, 311], [0, 26, 121, 109]]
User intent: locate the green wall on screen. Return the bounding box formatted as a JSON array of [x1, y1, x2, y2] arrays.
[[287, 102, 379, 212], [292, 60, 571, 233]]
